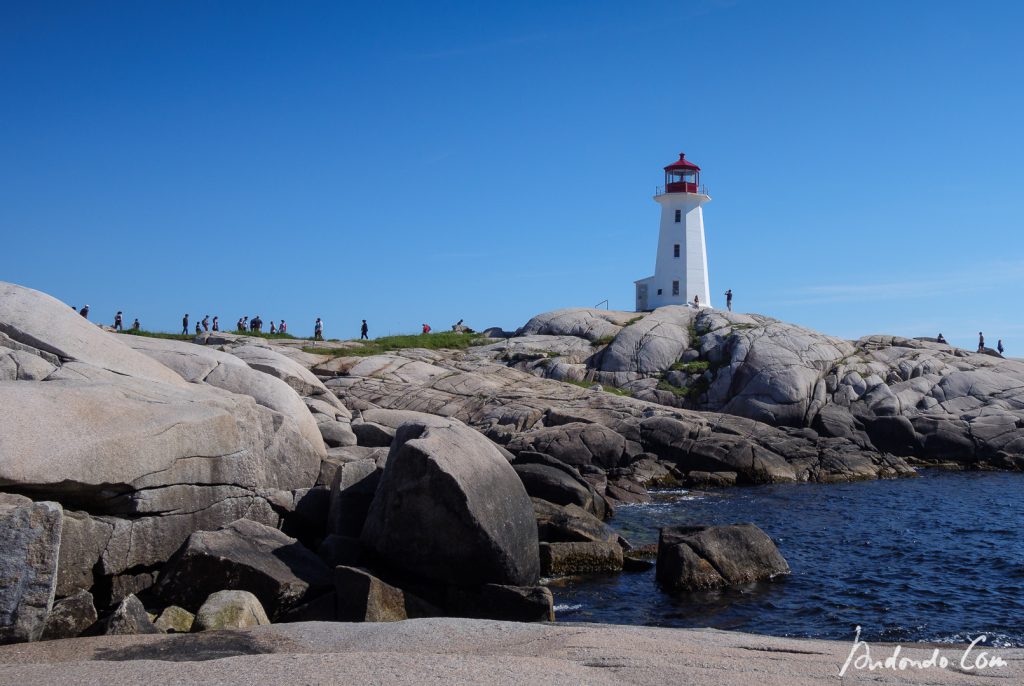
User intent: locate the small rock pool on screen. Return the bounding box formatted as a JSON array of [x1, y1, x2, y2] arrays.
[[549, 469, 1024, 647]]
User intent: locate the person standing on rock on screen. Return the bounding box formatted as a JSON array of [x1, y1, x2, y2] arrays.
[[314, 318, 323, 340], [693, 295, 700, 308], [360, 319, 369, 340], [279, 319, 287, 334], [937, 333, 947, 344], [79, 305, 90, 319], [182, 314, 189, 335], [998, 339, 1005, 355], [201, 315, 210, 332], [113, 311, 123, 331], [195, 321, 201, 335], [132, 318, 140, 331], [270, 321, 277, 335], [978, 332, 985, 352], [422, 323, 431, 334], [725, 289, 733, 311], [242, 316, 248, 332], [212, 316, 219, 332]]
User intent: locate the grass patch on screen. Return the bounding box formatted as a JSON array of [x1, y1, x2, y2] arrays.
[[563, 378, 632, 397], [591, 335, 616, 347], [657, 377, 709, 399], [303, 331, 485, 358], [670, 360, 710, 374], [624, 316, 644, 326]]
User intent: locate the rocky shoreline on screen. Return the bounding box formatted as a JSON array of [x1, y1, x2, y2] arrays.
[[2, 281, 1023, 662]]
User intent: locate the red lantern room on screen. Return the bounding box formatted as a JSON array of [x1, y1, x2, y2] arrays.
[[664, 152, 701, 193]]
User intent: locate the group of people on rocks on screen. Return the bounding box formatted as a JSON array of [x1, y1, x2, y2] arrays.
[[231, 315, 287, 335]]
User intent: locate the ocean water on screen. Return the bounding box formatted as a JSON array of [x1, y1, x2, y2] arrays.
[[551, 470, 1024, 646]]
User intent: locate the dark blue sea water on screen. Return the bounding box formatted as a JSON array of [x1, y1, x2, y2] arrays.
[[551, 470, 1024, 647]]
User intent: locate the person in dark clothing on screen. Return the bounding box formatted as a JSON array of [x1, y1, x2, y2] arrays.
[[212, 316, 219, 332], [195, 321, 201, 335], [79, 305, 90, 319], [182, 314, 189, 335], [998, 339, 1005, 355], [131, 318, 140, 331], [113, 311, 123, 331], [724, 289, 733, 312], [936, 333, 947, 344], [978, 332, 985, 352], [254, 316, 262, 333], [360, 320, 368, 340], [314, 318, 323, 341], [201, 315, 210, 332]]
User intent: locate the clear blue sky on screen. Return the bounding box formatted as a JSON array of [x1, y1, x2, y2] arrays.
[[2, 1, 1022, 351]]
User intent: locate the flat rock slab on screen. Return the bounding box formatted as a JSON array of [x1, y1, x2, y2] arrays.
[[0, 619, 1020, 685]]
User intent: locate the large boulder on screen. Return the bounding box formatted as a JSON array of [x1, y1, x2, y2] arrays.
[[154, 519, 332, 619], [531, 499, 620, 545], [656, 524, 790, 592], [0, 494, 62, 644], [122, 335, 326, 459], [226, 343, 335, 399], [0, 282, 188, 386], [598, 306, 695, 374], [361, 419, 540, 587]]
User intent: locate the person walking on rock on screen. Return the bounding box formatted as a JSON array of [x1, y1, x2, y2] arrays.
[[113, 311, 123, 331], [978, 332, 985, 352], [79, 305, 90, 319], [360, 319, 369, 340], [314, 318, 323, 341], [212, 316, 219, 332], [182, 314, 189, 335], [279, 320, 287, 334], [422, 323, 431, 334], [724, 289, 733, 312], [998, 339, 1005, 355], [131, 318, 140, 331], [242, 316, 248, 332], [201, 315, 210, 332], [195, 321, 201, 335], [270, 321, 277, 335]]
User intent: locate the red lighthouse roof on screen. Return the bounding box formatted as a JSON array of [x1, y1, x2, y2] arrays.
[[664, 152, 700, 172]]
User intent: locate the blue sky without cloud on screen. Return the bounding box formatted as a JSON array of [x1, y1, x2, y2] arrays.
[[1, 1, 1021, 351]]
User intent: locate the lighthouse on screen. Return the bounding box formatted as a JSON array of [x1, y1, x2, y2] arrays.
[[634, 152, 711, 311]]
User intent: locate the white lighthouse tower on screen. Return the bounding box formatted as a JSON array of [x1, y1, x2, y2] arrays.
[[634, 152, 711, 311]]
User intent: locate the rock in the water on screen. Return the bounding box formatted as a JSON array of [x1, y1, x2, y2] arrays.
[[445, 583, 554, 622], [154, 519, 332, 620], [532, 499, 620, 545], [656, 524, 790, 592], [361, 419, 540, 587], [95, 594, 160, 636], [334, 566, 438, 622], [193, 590, 270, 631], [539, 542, 624, 576], [40, 590, 97, 640], [0, 494, 62, 644], [153, 605, 195, 633]]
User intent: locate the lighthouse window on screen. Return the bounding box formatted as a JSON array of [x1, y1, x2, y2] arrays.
[[673, 244, 680, 258], [672, 281, 679, 296], [657, 288, 663, 295], [674, 209, 681, 223]]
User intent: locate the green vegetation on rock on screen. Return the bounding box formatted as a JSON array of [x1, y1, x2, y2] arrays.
[[303, 331, 485, 358]]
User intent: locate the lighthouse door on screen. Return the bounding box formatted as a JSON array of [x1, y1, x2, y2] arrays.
[[636, 283, 648, 312]]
